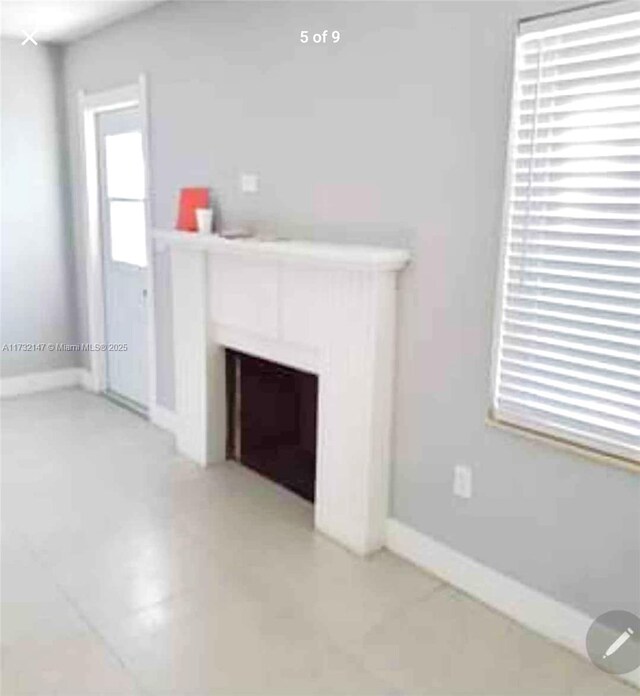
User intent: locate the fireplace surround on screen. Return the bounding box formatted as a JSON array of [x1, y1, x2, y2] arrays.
[[155, 230, 410, 554]]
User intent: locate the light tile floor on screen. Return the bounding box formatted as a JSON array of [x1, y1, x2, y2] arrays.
[[1, 389, 635, 695]]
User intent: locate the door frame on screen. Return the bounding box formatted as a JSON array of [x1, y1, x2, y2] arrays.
[[78, 75, 157, 412]]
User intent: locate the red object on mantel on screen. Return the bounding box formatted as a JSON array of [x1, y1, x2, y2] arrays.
[[176, 188, 209, 232]]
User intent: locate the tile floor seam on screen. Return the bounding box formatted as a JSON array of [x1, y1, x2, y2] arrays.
[[340, 580, 450, 655], [24, 543, 153, 696], [277, 573, 450, 696]]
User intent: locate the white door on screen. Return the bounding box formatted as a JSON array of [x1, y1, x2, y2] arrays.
[[97, 108, 148, 412]]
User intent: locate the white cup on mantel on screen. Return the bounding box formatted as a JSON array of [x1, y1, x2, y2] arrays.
[[195, 208, 214, 234]]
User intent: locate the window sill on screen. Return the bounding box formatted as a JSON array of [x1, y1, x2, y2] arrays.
[[485, 413, 640, 476]]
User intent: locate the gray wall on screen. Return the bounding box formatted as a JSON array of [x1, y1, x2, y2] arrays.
[[1, 39, 77, 377], [63, 1, 640, 619]]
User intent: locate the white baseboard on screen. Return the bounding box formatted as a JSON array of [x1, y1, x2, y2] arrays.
[[79, 368, 99, 392], [1, 368, 178, 435], [150, 404, 177, 433], [385, 518, 640, 689], [0, 368, 91, 398]]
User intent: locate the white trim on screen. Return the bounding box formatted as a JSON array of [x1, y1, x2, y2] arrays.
[[520, 1, 640, 35], [77, 76, 157, 413], [492, 408, 639, 465], [214, 324, 319, 376], [489, 28, 520, 422], [149, 404, 177, 433], [0, 368, 91, 398], [80, 365, 101, 392], [153, 229, 410, 272], [80, 83, 139, 113], [139, 74, 158, 412], [385, 518, 640, 689], [487, 415, 640, 475], [78, 89, 107, 393]]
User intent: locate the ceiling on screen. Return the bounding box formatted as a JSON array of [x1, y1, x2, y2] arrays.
[[0, 0, 167, 44]]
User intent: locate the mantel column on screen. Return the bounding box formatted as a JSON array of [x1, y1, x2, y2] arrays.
[[313, 270, 397, 555], [170, 247, 225, 466]]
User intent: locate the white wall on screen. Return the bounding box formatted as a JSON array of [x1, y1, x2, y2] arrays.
[[1, 39, 77, 377], [62, 1, 640, 620]]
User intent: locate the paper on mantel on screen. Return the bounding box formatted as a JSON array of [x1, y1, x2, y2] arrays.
[[218, 229, 254, 239]]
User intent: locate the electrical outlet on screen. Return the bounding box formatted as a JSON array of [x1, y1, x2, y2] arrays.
[[241, 173, 259, 193], [453, 465, 472, 499]]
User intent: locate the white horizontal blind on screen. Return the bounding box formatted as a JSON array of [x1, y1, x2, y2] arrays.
[[493, 7, 640, 462]]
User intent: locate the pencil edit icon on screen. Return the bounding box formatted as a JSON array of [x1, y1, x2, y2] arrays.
[[586, 610, 640, 675], [603, 628, 634, 660]]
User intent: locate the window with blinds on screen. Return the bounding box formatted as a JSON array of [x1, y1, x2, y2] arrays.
[[491, 6, 640, 462]]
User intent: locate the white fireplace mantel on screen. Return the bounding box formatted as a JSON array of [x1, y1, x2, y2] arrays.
[[155, 228, 410, 555]]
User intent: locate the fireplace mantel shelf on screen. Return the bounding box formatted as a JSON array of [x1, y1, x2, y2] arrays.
[[153, 229, 410, 271]]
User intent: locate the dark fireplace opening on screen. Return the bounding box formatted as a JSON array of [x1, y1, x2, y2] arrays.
[[225, 349, 318, 502]]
